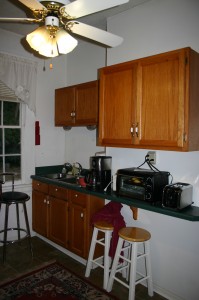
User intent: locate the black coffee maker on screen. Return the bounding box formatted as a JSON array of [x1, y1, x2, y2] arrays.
[[86, 156, 112, 191]]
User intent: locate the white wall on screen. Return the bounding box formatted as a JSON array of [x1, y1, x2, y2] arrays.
[[104, 0, 199, 299], [64, 41, 106, 167]]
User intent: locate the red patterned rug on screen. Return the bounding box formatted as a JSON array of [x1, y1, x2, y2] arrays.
[[0, 262, 118, 300]]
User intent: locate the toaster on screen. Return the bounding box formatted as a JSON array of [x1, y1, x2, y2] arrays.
[[162, 182, 193, 210]]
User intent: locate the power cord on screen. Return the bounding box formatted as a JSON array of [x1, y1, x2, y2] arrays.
[[137, 154, 173, 183]]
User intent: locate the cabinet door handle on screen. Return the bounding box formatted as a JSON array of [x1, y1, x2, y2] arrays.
[[80, 213, 84, 218], [75, 194, 78, 198], [130, 124, 134, 137], [71, 111, 76, 118], [55, 188, 58, 192], [135, 122, 139, 137], [44, 199, 46, 203]]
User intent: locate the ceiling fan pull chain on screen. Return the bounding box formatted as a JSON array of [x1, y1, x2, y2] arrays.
[[43, 60, 46, 72], [50, 59, 53, 70]]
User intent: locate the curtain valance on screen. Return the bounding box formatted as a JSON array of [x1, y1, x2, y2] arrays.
[[0, 52, 37, 113]]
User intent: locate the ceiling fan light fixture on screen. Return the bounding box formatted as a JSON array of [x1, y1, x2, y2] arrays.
[[56, 29, 78, 54], [26, 25, 77, 57]]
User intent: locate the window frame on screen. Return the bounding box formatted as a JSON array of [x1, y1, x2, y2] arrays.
[[0, 99, 24, 185]]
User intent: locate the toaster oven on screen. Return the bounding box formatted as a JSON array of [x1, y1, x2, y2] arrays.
[[116, 168, 170, 203]]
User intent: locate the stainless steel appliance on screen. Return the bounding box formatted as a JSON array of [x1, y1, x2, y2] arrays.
[[162, 182, 193, 210], [116, 168, 170, 203], [86, 156, 112, 191]]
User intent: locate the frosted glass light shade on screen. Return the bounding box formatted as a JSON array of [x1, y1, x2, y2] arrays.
[[39, 37, 59, 57], [56, 29, 78, 54], [26, 27, 49, 52], [26, 26, 78, 57]]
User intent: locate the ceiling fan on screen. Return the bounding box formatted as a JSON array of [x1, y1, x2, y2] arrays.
[[0, 0, 129, 57]]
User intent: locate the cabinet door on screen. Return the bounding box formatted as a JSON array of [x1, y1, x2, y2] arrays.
[[32, 190, 48, 237], [136, 50, 186, 149], [55, 87, 75, 126], [75, 80, 98, 125], [99, 62, 137, 146], [49, 196, 68, 248], [68, 191, 88, 258]]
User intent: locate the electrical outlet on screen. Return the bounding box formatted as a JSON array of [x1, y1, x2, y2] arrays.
[[147, 151, 156, 164]]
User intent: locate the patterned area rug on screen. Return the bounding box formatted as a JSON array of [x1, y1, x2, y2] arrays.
[[0, 262, 118, 300]]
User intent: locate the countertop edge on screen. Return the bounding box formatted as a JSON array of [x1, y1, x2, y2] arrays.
[[31, 175, 199, 222]]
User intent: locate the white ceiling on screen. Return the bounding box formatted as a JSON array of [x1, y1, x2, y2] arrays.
[[0, 0, 150, 36]]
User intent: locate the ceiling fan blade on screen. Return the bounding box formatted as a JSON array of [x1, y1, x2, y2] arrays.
[[18, 0, 47, 11], [0, 17, 39, 23], [61, 0, 129, 19], [68, 21, 123, 47]]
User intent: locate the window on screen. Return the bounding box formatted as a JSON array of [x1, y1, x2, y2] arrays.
[[0, 100, 21, 180]]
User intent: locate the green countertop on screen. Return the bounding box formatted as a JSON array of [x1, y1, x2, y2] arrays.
[[31, 166, 199, 222]]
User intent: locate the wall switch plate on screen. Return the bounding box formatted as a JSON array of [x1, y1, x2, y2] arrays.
[[147, 151, 156, 164]]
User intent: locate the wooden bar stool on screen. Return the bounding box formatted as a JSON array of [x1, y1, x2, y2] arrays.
[[85, 220, 114, 289], [107, 227, 154, 300]]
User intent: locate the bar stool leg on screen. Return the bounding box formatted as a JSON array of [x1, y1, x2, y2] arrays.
[[107, 237, 123, 292], [23, 202, 33, 258], [3, 204, 9, 264], [85, 227, 98, 278], [129, 242, 138, 300], [16, 203, 21, 241], [145, 240, 154, 296], [104, 229, 112, 289]]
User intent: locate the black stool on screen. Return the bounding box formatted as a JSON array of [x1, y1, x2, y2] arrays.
[[0, 173, 33, 263]]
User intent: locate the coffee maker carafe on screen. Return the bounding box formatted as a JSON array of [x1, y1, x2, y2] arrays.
[[86, 156, 112, 191]]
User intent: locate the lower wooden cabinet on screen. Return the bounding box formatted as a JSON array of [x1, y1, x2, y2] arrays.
[[48, 185, 68, 248], [68, 190, 104, 258], [68, 190, 88, 257], [32, 180, 49, 237], [32, 180, 104, 259], [32, 180, 68, 248]]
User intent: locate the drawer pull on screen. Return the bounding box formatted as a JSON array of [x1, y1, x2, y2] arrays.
[[75, 194, 78, 198]]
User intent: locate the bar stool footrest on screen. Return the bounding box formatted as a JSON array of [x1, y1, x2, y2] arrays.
[[0, 228, 29, 244]]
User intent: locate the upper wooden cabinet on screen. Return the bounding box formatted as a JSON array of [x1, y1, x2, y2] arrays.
[[98, 47, 199, 151], [55, 80, 98, 127]]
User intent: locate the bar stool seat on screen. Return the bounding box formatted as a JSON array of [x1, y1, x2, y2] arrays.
[[0, 173, 33, 264], [85, 220, 114, 289], [107, 227, 154, 300]]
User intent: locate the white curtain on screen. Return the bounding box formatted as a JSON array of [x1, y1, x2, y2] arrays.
[[0, 52, 37, 113]]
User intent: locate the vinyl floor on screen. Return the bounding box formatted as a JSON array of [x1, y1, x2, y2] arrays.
[[0, 236, 167, 300]]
